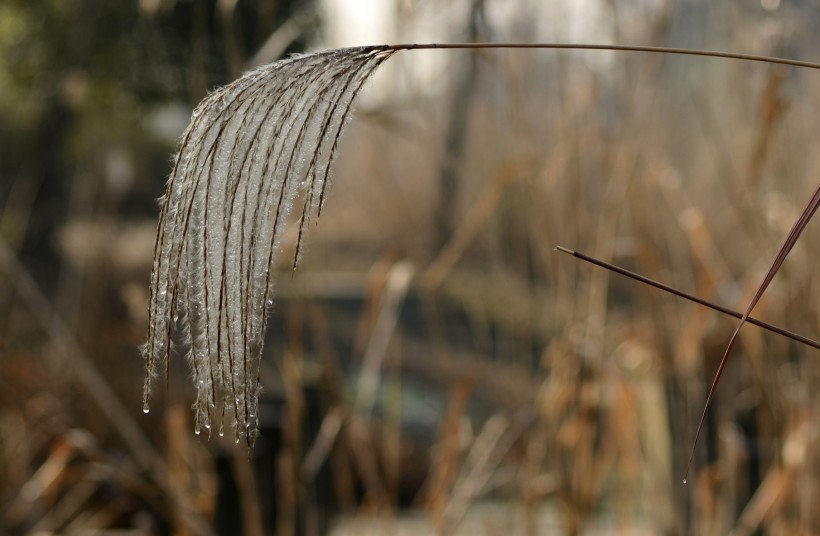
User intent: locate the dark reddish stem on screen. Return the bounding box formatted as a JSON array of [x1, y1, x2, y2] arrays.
[[554, 246, 820, 350], [382, 43, 820, 70]]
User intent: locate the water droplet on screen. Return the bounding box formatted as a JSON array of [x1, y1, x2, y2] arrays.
[[194, 422, 201, 435], [682, 479, 688, 485], [143, 403, 150, 414], [218, 425, 225, 437]]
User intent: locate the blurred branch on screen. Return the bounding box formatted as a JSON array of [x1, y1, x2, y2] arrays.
[[440, 412, 525, 532], [301, 405, 347, 481], [247, 10, 319, 69], [353, 260, 415, 416]]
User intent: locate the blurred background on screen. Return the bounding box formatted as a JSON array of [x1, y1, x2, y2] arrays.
[[2, 0, 820, 534]]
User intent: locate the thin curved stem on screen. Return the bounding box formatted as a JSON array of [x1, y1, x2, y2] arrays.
[[382, 42, 820, 70]]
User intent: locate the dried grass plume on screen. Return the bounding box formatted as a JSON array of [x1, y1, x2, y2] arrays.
[[142, 46, 394, 443]]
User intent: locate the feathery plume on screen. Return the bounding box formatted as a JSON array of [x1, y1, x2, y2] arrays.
[[143, 46, 394, 443]]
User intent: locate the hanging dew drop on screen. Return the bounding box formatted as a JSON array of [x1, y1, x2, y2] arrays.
[[143, 403, 150, 414], [682, 479, 687, 485], [219, 425, 225, 437]]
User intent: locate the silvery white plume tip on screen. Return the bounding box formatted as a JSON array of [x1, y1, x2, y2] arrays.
[[142, 46, 394, 444]]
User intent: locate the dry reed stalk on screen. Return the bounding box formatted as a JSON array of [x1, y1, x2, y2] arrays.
[[425, 379, 474, 524], [5, 429, 158, 533], [652, 168, 731, 298], [694, 466, 722, 536], [609, 376, 642, 530], [633, 343, 677, 532], [276, 448, 297, 536], [421, 156, 531, 291], [301, 405, 347, 481], [278, 343, 306, 532], [352, 253, 398, 358], [0, 237, 214, 535], [383, 334, 403, 508], [340, 258, 416, 512], [731, 413, 813, 535], [165, 405, 217, 533], [747, 70, 789, 194], [349, 255, 414, 506], [231, 444, 265, 536], [345, 415, 390, 509], [353, 260, 414, 417], [439, 412, 521, 533]]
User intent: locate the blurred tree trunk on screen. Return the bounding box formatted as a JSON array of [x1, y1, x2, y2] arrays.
[[433, 0, 485, 252]]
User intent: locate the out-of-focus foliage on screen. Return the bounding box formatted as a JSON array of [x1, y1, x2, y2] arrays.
[[0, 0, 313, 252]]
